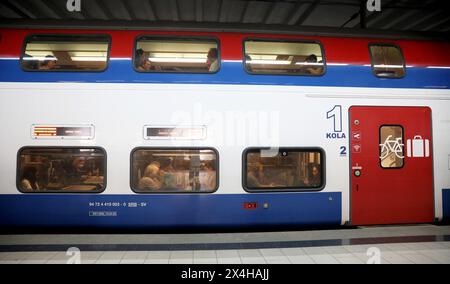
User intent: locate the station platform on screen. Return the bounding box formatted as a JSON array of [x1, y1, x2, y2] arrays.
[[1, 224, 449, 264]]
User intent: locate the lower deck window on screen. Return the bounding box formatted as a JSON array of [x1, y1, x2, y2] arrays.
[[243, 148, 324, 191], [131, 148, 218, 193], [17, 147, 106, 193]]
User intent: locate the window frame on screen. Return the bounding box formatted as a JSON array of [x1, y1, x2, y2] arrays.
[[16, 146, 107, 194], [129, 147, 220, 194], [242, 147, 326, 193], [368, 43, 406, 79], [20, 33, 112, 73], [242, 37, 327, 77], [133, 35, 221, 74], [379, 124, 405, 170]]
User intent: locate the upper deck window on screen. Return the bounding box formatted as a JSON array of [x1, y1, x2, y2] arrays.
[[369, 44, 405, 78], [134, 36, 220, 73], [21, 34, 110, 72], [243, 39, 325, 76]]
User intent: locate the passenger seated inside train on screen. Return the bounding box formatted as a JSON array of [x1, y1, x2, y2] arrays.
[[136, 59, 153, 72], [302, 54, 323, 75], [199, 161, 217, 191], [20, 165, 40, 191], [133, 149, 217, 192], [66, 157, 88, 183], [245, 150, 323, 189], [207, 48, 219, 72], [138, 162, 162, 191], [135, 48, 162, 72], [247, 163, 277, 188], [39, 55, 57, 70], [18, 148, 105, 192], [303, 164, 322, 187], [135, 48, 145, 67]]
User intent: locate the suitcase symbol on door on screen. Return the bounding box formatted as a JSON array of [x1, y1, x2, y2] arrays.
[[407, 135, 430, 158]]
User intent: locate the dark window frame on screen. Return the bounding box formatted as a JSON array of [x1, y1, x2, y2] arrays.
[[16, 146, 107, 194], [133, 35, 221, 74], [242, 147, 326, 193], [379, 124, 405, 170], [368, 43, 406, 79], [130, 147, 220, 194], [242, 37, 327, 77], [20, 33, 111, 73]]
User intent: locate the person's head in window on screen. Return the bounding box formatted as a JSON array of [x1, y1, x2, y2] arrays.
[[135, 48, 145, 67], [138, 162, 162, 190], [39, 55, 57, 70], [202, 161, 215, 172], [305, 54, 317, 63], [71, 157, 86, 176], [247, 162, 273, 188], [304, 164, 321, 187], [20, 166, 40, 191], [303, 54, 322, 75], [160, 158, 175, 172], [206, 48, 219, 72]]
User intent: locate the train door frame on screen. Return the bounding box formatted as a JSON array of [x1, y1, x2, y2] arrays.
[[348, 105, 435, 226]]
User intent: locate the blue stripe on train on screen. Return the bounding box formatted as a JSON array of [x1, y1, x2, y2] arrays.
[[0, 192, 341, 228], [0, 60, 449, 89], [443, 189, 450, 222]]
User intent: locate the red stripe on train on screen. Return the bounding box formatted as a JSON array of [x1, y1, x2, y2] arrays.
[[0, 28, 449, 67]]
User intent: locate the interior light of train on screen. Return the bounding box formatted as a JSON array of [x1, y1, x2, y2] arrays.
[[148, 57, 206, 63], [144, 126, 206, 140], [71, 56, 107, 61], [247, 60, 291, 65], [31, 124, 94, 140], [23, 56, 58, 61], [151, 53, 206, 58], [373, 64, 404, 69], [294, 62, 324, 66]]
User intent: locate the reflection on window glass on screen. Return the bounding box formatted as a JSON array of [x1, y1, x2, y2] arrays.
[[135, 37, 219, 73], [131, 149, 218, 193], [21, 35, 109, 71], [379, 126, 404, 168], [244, 40, 325, 75], [18, 148, 106, 192], [244, 148, 324, 191], [369, 45, 405, 78]]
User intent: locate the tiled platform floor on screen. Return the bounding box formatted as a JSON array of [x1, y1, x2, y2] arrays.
[[1, 225, 449, 264], [1, 241, 449, 264]]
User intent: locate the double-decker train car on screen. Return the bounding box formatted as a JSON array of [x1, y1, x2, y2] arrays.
[[0, 26, 449, 229]]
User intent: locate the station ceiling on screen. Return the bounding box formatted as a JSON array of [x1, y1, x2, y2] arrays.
[[0, 0, 449, 36]]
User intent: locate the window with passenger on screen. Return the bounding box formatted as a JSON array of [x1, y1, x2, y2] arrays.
[[134, 36, 220, 73], [21, 34, 110, 72], [131, 148, 218, 193], [243, 39, 325, 75], [17, 147, 106, 193], [243, 148, 324, 191]]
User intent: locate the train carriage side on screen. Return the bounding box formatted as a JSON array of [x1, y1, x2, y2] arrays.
[[0, 28, 449, 229]]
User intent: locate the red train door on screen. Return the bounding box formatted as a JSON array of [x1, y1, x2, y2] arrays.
[[349, 106, 434, 225]]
